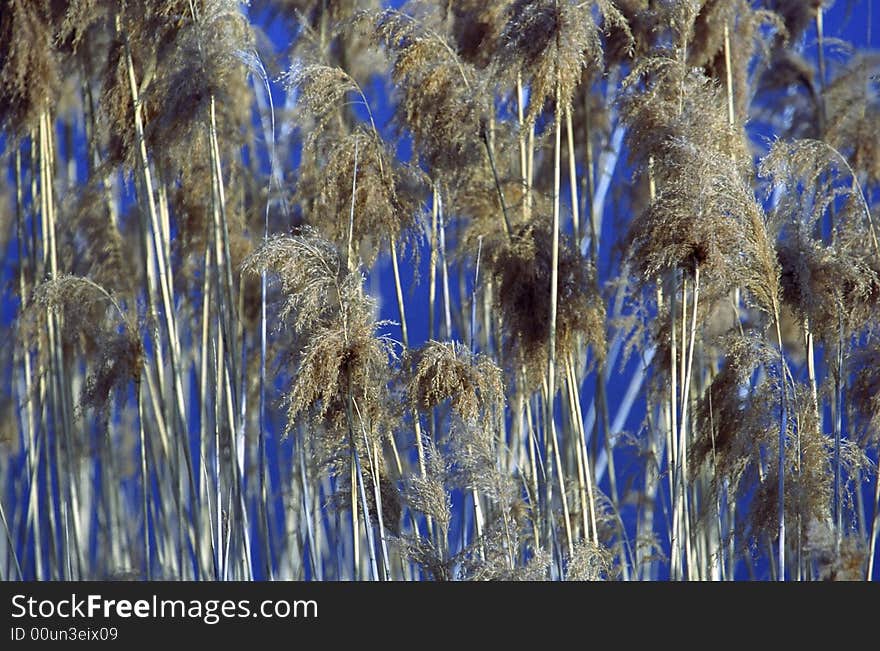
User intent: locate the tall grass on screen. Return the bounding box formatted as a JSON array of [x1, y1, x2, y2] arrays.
[[0, 0, 879, 581]]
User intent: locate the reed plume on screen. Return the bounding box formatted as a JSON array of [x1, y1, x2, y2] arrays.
[[2, 0, 878, 584], [488, 219, 605, 386]]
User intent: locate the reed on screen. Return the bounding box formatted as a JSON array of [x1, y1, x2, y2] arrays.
[[0, 0, 878, 582]]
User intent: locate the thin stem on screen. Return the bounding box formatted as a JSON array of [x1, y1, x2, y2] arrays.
[[833, 312, 844, 552], [390, 239, 409, 348], [566, 357, 597, 545], [723, 22, 736, 126], [517, 74, 530, 223], [349, 398, 382, 582], [0, 496, 23, 580], [481, 127, 513, 241], [470, 237, 483, 353], [16, 144, 43, 580], [437, 190, 453, 339], [773, 311, 788, 581], [347, 141, 359, 272], [137, 381, 152, 580], [669, 277, 681, 580], [869, 468, 880, 579], [547, 74, 573, 556], [679, 266, 700, 579], [429, 190, 438, 342], [565, 108, 580, 244]]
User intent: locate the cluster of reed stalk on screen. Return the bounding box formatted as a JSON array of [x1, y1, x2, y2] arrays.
[[0, 0, 879, 581]]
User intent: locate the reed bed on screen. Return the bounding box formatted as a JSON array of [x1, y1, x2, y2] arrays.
[[0, 0, 878, 581]]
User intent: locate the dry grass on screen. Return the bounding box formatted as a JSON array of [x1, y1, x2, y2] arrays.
[[1, 0, 878, 583]]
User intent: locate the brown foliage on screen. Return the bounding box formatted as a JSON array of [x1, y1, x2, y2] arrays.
[[371, 7, 488, 179], [242, 232, 394, 450], [403, 340, 503, 423], [0, 1, 61, 136], [487, 217, 605, 387], [496, 0, 619, 124], [21, 275, 143, 433], [296, 127, 425, 265], [761, 139, 880, 339]]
